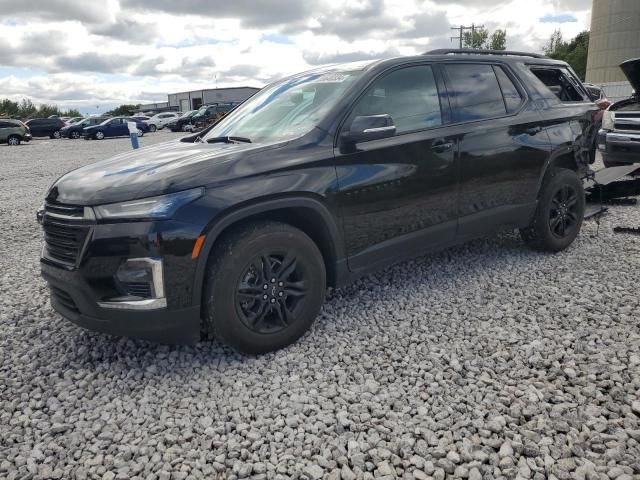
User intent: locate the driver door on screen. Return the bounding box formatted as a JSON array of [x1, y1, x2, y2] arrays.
[[334, 63, 459, 272]]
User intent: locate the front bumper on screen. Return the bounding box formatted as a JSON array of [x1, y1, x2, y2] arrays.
[[42, 261, 200, 343], [598, 129, 640, 164], [40, 217, 204, 344], [23, 133, 32, 142]]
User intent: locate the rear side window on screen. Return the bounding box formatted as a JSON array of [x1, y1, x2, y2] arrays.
[[348, 65, 443, 134], [494, 66, 524, 113], [444, 64, 506, 122], [530, 67, 584, 102]]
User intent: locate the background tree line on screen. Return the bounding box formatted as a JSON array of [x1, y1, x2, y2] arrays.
[[543, 29, 590, 80], [0, 98, 81, 119]]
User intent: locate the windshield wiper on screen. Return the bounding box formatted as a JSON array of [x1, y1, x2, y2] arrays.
[[206, 136, 252, 144]]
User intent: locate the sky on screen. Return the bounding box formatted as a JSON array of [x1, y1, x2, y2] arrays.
[[0, 0, 592, 114]]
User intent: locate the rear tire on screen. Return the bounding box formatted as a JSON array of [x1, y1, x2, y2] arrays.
[[7, 135, 20, 146], [149, 124, 157, 133], [94, 131, 105, 140], [203, 221, 326, 354], [520, 168, 585, 252], [71, 131, 80, 139], [51, 130, 61, 139]]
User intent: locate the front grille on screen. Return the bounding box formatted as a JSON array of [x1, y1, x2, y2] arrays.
[[42, 201, 92, 267], [44, 201, 84, 217], [122, 281, 152, 299], [614, 122, 640, 132], [50, 286, 79, 313]]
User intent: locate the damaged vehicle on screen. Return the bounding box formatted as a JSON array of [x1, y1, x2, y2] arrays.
[[39, 50, 598, 354], [598, 57, 640, 167]]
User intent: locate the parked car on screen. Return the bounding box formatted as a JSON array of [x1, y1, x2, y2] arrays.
[[0, 118, 32, 145], [130, 115, 150, 122], [167, 110, 197, 132], [146, 112, 180, 132], [190, 103, 239, 130], [83, 117, 149, 140], [25, 118, 66, 139], [39, 50, 598, 354], [598, 57, 640, 167], [61, 117, 110, 139], [66, 117, 85, 125]]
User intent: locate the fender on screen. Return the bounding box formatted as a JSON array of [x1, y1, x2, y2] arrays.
[[191, 195, 348, 308]]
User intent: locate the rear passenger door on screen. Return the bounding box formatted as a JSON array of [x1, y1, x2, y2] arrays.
[[441, 62, 550, 240]]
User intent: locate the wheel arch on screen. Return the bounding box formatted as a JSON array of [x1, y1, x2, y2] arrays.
[[192, 195, 347, 310]]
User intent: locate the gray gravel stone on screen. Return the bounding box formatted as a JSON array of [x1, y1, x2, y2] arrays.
[[0, 140, 638, 479]]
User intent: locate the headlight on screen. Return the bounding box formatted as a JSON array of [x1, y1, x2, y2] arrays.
[[602, 110, 614, 130], [94, 188, 203, 220]]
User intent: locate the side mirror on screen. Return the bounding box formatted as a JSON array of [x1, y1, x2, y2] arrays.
[[342, 114, 396, 145]]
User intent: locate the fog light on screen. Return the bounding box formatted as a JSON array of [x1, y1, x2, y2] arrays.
[[98, 258, 166, 310]]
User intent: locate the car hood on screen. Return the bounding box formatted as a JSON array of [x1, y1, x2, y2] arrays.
[[620, 57, 640, 93], [47, 139, 281, 205]]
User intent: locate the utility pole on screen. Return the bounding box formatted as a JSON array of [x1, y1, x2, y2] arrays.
[[450, 24, 485, 49]]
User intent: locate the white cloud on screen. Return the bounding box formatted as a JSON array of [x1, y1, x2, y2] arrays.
[[0, 0, 592, 113]]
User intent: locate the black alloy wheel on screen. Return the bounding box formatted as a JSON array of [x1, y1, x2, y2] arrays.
[[520, 168, 585, 252], [71, 131, 81, 139], [235, 253, 307, 334], [203, 221, 326, 354], [549, 185, 579, 238]]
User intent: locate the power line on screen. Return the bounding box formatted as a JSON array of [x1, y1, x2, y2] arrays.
[[450, 24, 485, 48]]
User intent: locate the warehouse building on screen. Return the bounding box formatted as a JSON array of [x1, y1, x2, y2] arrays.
[[586, 0, 640, 101], [138, 86, 261, 114], [168, 86, 260, 112]]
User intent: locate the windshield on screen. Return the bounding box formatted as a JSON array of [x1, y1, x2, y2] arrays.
[[203, 69, 364, 143]]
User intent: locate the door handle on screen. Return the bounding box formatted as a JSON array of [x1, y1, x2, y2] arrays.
[[525, 126, 543, 135], [432, 139, 455, 153]]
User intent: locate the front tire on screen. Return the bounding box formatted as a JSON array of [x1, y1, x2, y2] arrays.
[[94, 131, 105, 140], [7, 135, 20, 146], [71, 131, 81, 139], [149, 124, 157, 133], [520, 168, 585, 252], [203, 221, 326, 354]]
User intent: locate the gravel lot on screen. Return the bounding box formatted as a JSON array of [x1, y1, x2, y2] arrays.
[[1, 132, 639, 480]]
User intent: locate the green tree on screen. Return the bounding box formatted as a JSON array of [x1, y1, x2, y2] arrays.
[[463, 27, 507, 50], [489, 29, 507, 50], [105, 104, 141, 116], [543, 30, 590, 80]]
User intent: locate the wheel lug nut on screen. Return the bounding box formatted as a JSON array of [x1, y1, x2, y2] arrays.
[[278, 281, 283, 287], [279, 292, 284, 297], [263, 294, 268, 300], [263, 284, 268, 290], [271, 278, 276, 283], [270, 298, 275, 303]]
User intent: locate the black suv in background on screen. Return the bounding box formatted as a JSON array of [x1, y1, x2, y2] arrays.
[[40, 50, 597, 354], [25, 118, 66, 139], [598, 57, 640, 167]]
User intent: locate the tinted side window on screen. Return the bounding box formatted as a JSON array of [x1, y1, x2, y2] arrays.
[[445, 64, 506, 122], [494, 66, 523, 113], [349, 65, 442, 135]]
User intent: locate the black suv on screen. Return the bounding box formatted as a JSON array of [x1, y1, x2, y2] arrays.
[[25, 118, 66, 139], [597, 57, 640, 167], [39, 50, 597, 353]]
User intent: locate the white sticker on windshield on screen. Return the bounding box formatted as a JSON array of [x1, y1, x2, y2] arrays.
[[315, 73, 349, 83]]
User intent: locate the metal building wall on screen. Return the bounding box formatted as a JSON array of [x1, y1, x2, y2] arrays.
[[586, 0, 640, 84]]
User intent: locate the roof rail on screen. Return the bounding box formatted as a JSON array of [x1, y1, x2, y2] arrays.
[[424, 48, 548, 59]]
